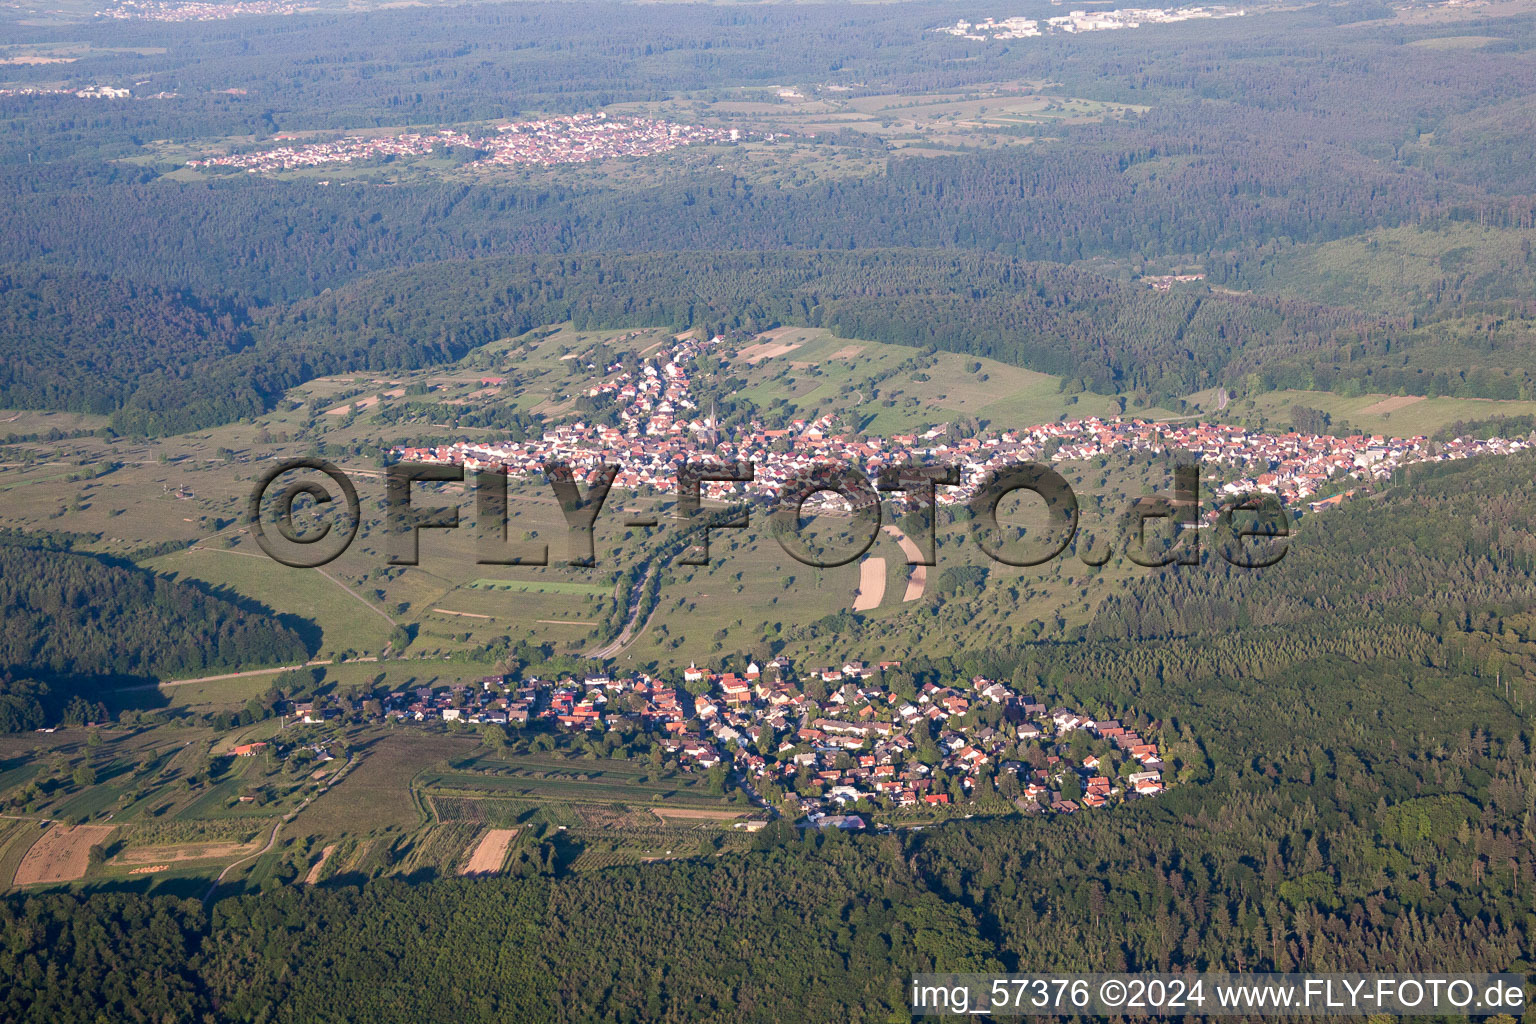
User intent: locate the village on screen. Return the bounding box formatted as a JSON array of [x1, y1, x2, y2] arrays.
[[97, 0, 305, 21], [0, 84, 132, 99], [186, 112, 739, 175], [393, 330, 1532, 521], [288, 655, 1169, 829], [933, 6, 1247, 41]]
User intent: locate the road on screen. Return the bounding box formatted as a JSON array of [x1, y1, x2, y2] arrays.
[[583, 561, 659, 659], [116, 654, 385, 693], [731, 766, 777, 819], [117, 660, 336, 692]]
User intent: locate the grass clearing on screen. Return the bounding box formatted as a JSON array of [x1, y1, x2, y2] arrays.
[[147, 545, 393, 660], [468, 579, 613, 597], [1230, 389, 1536, 438], [296, 733, 476, 837]]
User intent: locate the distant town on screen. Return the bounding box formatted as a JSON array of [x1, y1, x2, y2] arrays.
[[187, 112, 740, 175], [933, 6, 1246, 41], [97, 0, 306, 21], [393, 330, 1531, 519], [288, 656, 1168, 827], [0, 84, 132, 99]]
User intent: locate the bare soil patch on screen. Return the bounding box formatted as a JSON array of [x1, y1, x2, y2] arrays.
[[882, 524, 928, 602], [304, 844, 336, 884], [460, 828, 518, 875], [13, 824, 115, 886], [853, 557, 887, 611], [904, 564, 928, 602]]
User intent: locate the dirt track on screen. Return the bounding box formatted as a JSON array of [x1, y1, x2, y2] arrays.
[[304, 844, 336, 884]]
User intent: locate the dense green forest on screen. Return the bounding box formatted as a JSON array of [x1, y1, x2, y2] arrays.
[[0, 267, 253, 416], [6, 248, 1373, 434], [0, 532, 309, 719], [3, 454, 1534, 1021]]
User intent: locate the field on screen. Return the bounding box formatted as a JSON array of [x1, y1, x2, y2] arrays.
[[459, 828, 517, 876], [295, 733, 476, 837], [12, 823, 115, 886], [145, 546, 395, 662], [726, 327, 1147, 434], [1228, 389, 1536, 439], [852, 557, 886, 612], [0, 408, 110, 436], [610, 81, 1148, 168], [650, 808, 748, 823], [111, 839, 259, 866], [420, 755, 739, 809]]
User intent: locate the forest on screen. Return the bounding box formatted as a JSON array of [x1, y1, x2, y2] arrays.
[[5, 3, 1536, 431], [0, 531, 309, 716]]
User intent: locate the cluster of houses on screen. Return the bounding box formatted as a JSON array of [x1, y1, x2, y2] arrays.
[[187, 113, 734, 174], [1141, 272, 1207, 291], [723, 662, 1169, 819], [933, 6, 1245, 40], [393, 329, 1532, 519], [98, 0, 303, 20], [333, 656, 1168, 825], [0, 85, 132, 99]]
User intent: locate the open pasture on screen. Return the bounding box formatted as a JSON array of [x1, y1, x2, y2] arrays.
[[1231, 389, 1536, 439], [295, 733, 476, 837]]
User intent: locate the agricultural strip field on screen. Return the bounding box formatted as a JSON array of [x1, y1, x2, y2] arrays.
[[420, 753, 743, 812], [852, 557, 886, 612], [421, 770, 732, 808], [460, 828, 518, 876], [650, 808, 749, 823]]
